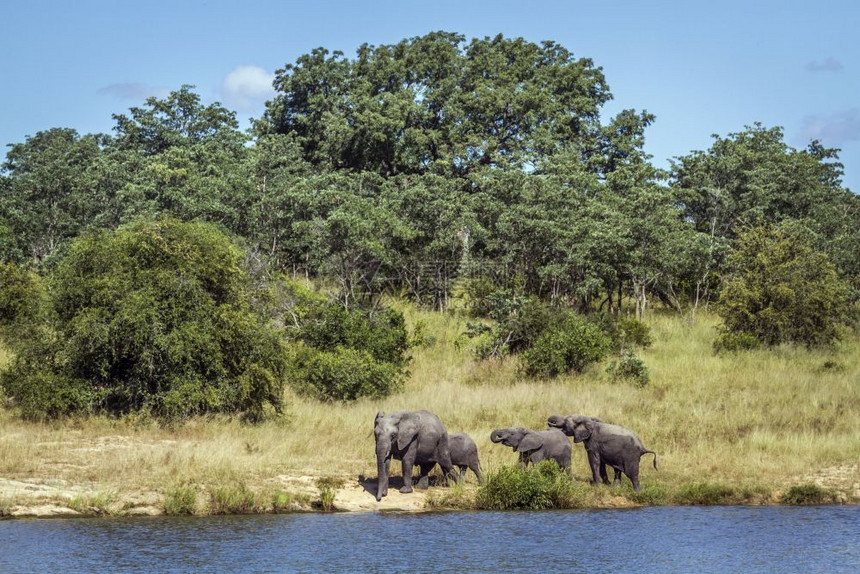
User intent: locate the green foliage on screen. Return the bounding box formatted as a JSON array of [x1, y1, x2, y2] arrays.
[[0, 262, 46, 346], [315, 477, 345, 511], [716, 223, 850, 347], [779, 483, 839, 505], [476, 461, 578, 510], [713, 331, 760, 354], [164, 484, 199, 515], [674, 482, 771, 505], [592, 314, 653, 352], [208, 482, 258, 514], [297, 302, 410, 367], [288, 345, 403, 402], [521, 315, 609, 377], [606, 351, 650, 386], [0, 219, 287, 421]]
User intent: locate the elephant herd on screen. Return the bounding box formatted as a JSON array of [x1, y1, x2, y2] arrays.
[[373, 410, 658, 501]]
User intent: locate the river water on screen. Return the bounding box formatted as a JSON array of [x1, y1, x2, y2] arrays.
[[1, 506, 857, 573]]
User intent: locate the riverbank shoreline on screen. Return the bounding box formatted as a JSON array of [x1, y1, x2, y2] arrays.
[[3, 465, 858, 519]]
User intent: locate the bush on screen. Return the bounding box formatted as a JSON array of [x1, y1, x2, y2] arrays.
[[592, 314, 653, 353], [0, 219, 288, 422], [521, 315, 609, 377], [716, 223, 850, 347], [288, 345, 404, 401], [780, 483, 839, 505], [0, 261, 46, 346], [298, 303, 410, 367], [606, 351, 650, 386], [477, 461, 576, 510], [713, 331, 760, 353]]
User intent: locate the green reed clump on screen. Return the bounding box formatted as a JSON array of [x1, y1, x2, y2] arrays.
[[67, 491, 117, 515], [674, 482, 771, 505], [163, 484, 198, 515], [780, 483, 839, 505], [315, 477, 345, 511], [208, 482, 259, 514], [477, 461, 582, 510], [271, 490, 311, 512], [626, 483, 670, 505]]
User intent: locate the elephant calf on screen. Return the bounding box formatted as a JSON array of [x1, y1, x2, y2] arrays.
[[448, 432, 482, 484], [548, 414, 657, 491], [490, 427, 571, 470]]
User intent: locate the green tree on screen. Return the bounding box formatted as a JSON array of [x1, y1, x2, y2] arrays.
[[1, 128, 106, 262], [715, 222, 850, 348], [1, 219, 287, 421]]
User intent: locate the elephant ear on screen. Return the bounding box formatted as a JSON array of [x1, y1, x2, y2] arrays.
[[396, 416, 421, 451], [516, 432, 544, 453], [574, 420, 595, 442]]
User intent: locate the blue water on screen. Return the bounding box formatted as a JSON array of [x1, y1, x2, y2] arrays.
[[1, 506, 858, 573]]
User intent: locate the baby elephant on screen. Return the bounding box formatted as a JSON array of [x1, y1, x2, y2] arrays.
[[548, 414, 657, 491], [448, 433, 482, 484], [490, 427, 571, 470]]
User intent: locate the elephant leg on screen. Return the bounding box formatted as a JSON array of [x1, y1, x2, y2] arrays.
[[626, 460, 642, 491], [599, 463, 611, 485], [586, 449, 603, 485], [400, 450, 417, 493], [457, 466, 467, 483], [416, 463, 434, 489], [612, 467, 622, 486], [472, 464, 483, 485], [586, 449, 602, 485]]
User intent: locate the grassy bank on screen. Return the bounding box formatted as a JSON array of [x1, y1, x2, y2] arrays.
[[1, 307, 858, 516]]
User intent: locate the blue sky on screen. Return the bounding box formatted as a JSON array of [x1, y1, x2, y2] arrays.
[[2, 0, 858, 191]]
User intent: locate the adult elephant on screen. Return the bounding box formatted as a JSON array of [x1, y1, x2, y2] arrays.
[[490, 427, 571, 470], [448, 432, 482, 484], [547, 414, 620, 485], [374, 410, 455, 502], [547, 414, 657, 491]]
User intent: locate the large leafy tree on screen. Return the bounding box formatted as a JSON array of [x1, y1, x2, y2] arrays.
[[1, 128, 107, 262], [258, 32, 613, 176], [716, 222, 850, 347], [107, 86, 250, 229], [1, 219, 287, 421]]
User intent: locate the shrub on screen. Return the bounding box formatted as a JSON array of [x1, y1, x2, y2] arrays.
[[716, 223, 850, 347], [0, 219, 288, 422], [592, 314, 653, 353], [0, 261, 46, 347], [674, 482, 770, 505], [208, 483, 259, 514], [780, 483, 839, 505], [315, 477, 345, 511], [164, 484, 198, 515], [298, 303, 410, 367], [476, 461, 575, 510], [606, 351, 650, 386], [288, 345, 404, 401], [521, 316, 609, 377], [713, 331, 760, 353]]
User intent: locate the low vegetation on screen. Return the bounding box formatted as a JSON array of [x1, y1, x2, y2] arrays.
[[0, 306, 857, 516]]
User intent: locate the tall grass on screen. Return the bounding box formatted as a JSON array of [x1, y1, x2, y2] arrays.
[[0, 306, 858, 512]]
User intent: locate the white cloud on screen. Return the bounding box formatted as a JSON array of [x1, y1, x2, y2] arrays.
[[799, 108, 860, 146], [221, 65, 276, 112], [805, 57, 843, 72], [98, 82, 170, 100]]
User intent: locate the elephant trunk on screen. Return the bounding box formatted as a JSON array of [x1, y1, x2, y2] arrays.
[[376, 438, 391, 502], [490, 430, 505, 443]]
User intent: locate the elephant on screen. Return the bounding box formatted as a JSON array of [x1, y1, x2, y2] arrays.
[[374, 410, 455, 501], [448, 432, 482, 484], [547, 414, 657, 491], [490, 427, 571, 470], [547, 414, 621, 485]]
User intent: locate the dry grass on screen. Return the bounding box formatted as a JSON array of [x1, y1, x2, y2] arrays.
[[0, 306, 858, 513]]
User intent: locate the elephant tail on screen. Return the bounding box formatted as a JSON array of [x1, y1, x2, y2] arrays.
[[643, 450, 657, 470]]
